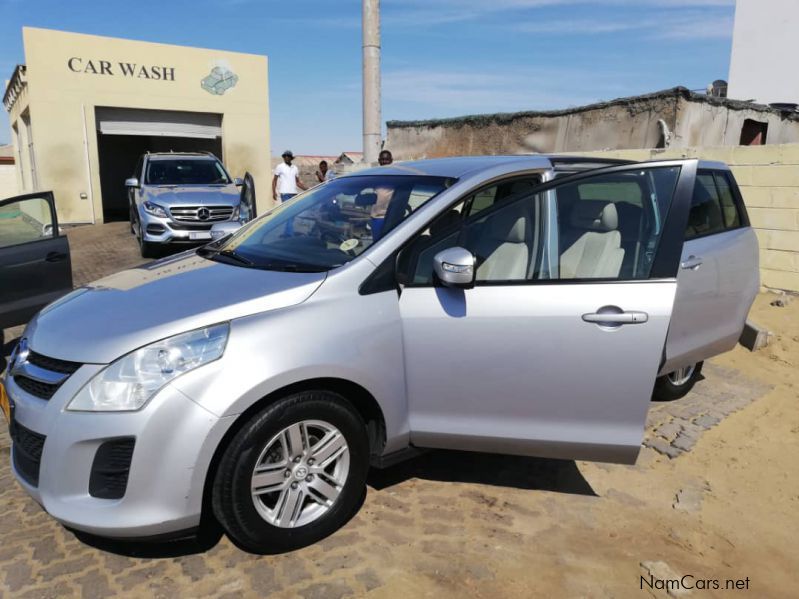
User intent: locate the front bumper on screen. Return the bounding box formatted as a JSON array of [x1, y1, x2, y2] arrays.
[[139, 209, 239, 245], [4, 363, 234, 538]]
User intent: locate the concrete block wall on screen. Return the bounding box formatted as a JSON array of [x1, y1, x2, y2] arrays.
[[557, 144, 799, 292]]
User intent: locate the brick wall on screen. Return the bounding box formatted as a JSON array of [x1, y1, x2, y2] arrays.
[[560, 144, 799, 292]]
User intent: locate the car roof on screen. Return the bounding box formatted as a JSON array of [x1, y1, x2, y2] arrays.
[[349, 154, 634, 179], [146, 153, 218, 161]]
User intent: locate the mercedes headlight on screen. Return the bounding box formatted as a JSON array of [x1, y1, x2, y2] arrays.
[[143, 201, 168, 218], [68, 324, 229, 412]]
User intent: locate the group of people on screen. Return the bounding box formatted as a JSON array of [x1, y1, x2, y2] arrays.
[[271, 149, 394, 204]]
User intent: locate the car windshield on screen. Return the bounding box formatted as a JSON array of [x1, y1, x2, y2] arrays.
[[145, 158, 231, 185], [206, 175, 455, 271]]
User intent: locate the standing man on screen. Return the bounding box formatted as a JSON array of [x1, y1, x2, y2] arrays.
[[272, 150, 307, 203], [378, 149, 393, 166]]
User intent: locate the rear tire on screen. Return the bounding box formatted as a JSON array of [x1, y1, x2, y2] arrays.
[[653, 361, 703, 401], [212, 391, 369, 554]]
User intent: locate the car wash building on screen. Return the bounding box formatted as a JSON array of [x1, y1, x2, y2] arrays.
[[3, 27, 271, 223]]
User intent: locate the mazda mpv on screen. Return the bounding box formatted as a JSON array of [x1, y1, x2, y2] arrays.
[[2, 156, 758, 553]]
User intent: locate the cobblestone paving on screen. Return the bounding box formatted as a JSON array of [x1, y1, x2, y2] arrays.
[[0, 223, 776, 597], [643, 363, 773, 459]]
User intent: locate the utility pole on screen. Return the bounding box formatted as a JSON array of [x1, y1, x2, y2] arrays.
[[362, 0, 381, 164]]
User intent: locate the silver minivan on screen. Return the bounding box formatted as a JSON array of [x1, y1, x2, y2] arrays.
[[2, 156, 758, 553]]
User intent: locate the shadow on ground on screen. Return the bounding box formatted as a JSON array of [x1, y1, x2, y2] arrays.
[[68, 450, 595, 558], [69, 516, 226, 559], [368, 449, 597, 497]]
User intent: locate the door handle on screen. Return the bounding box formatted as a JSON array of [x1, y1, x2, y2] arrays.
[[680, 255, 703, 270], [582, 311, 649, 325], [45, 251, 68, 263]]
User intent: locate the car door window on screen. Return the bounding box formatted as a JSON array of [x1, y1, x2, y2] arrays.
[[400, 177, 542, 285], [686, 172, 725, 240], [0, 196, 55, 249], [713, 172, 741, 229], [554, 167, 680, 280], [400, 168, 681, 285]]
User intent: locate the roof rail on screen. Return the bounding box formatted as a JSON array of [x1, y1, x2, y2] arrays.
[[546, 156, 636, 167]]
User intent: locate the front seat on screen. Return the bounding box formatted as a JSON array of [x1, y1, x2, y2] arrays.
[[474, 205, 530, 281], [560, 201, 624, 279]]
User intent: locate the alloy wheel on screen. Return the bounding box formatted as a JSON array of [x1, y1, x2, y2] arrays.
[[668, 364, 696, 387], [250, 419, 350, 528]]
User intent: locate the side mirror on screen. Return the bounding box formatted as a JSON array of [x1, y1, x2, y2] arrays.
[[433, 247, 475, 288], [125, 177, 140, 188], [234, 177, 244, 186]]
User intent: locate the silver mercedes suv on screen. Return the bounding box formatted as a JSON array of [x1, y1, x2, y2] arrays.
[[2, 156, 758, 553], [126, 152, 245, 257]]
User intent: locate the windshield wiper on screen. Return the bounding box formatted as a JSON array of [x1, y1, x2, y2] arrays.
[[259, 262, 329, 273], [197, 247, 327, 272], [197, 246, 253, 266]]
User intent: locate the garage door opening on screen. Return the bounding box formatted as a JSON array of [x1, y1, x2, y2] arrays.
[[95, 107, 223, 222]]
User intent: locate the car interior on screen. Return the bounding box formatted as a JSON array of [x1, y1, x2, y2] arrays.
[[555, 176, 652, 280]]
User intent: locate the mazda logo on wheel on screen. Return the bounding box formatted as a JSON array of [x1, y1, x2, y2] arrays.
[[197, 208, 210, 221]]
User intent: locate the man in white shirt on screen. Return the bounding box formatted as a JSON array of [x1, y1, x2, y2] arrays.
[[272, 150, 307, 203]]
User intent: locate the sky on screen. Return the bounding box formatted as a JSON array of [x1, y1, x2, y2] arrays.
[[0, 0, 737, 155]]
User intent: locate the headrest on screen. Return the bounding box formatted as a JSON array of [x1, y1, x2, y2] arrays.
[[355, 192, 377, 207], [569, 201, 618, 232], [488, 210, 527, 243]]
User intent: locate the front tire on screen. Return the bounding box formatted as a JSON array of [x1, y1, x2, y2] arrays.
[[653, 361, 703, 401], [135, 217, 157, 258], [212, 391, 369, 554]]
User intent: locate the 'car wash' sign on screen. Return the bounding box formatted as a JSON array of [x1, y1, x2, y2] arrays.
[[67, 57, 175, 81]]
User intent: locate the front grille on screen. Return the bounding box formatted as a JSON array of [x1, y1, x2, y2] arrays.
[[89, 438, 136, 499], [26, 351, 81, 375], [170, 205, 233, 223], [14, 376, 60, 400], [12, 350, 82, 400], [167, 222, 214, 231], [11, 420, 46, 487]]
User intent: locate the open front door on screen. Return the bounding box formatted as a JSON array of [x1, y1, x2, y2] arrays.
[[398, 160, 696, 464], [240, 172, 257, 221], [0, 192, 73, 329]]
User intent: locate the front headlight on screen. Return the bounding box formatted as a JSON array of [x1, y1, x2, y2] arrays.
[[143, 201, 168, 218], [68, 324, 229, 412]]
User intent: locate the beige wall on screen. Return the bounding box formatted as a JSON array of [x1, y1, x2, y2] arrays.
[[562, 144, 799, 292], [0, 164, 18, 200], [8, 27, 271, 223]]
